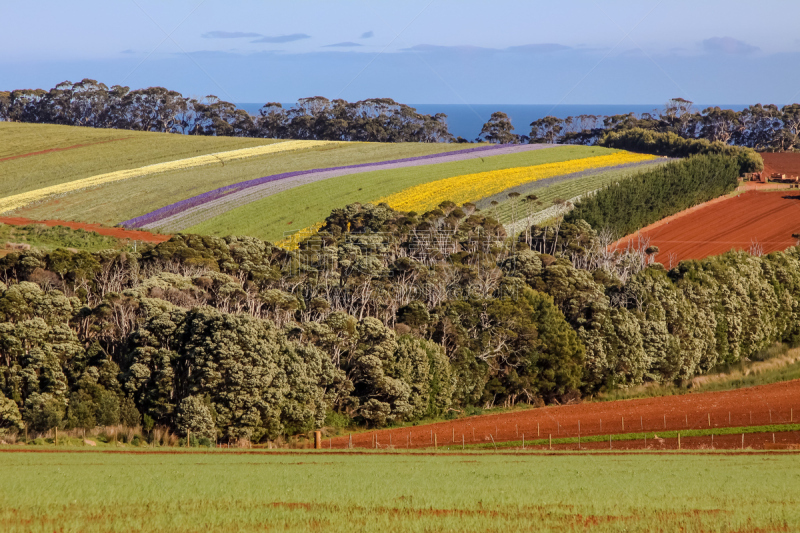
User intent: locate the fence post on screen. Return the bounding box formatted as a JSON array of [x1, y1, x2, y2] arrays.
[[522, 434, 525, 450], [677, 432, 680, 450], [434, 433, 437, 451], [549, 434, 552, 450], [621, 416, 624, 431], [537, 422, 540, 437], [708, 413, 711, 427], [348, 433, 352, 449], [742, 433, 744, 450], [452, 427, 455, 443], [663, 414, 666, 429], [314, 431, 322, 450], [55, 427, 58, 447], [462, 435, 464, 450]]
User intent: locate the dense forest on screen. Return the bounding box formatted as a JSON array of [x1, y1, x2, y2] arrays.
[[1, 155, 798, 441], [2, 80, 800, 150]]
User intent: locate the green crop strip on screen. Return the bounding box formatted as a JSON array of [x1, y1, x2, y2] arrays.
[[464, 423, 800, 450]]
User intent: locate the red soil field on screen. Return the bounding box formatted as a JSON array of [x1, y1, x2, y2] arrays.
[[0, 138, 129, 162], [330, 379, 800, 450], [614, 191, 800, 264], [761, 151, 800, 177], [0, 216, 171, 243]]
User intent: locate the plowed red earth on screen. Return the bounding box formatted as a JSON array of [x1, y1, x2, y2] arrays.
[[614, 191, 800, 264], [0, 216, 170, 243], [761, 152, 800, 177], [331, 379, 800, 450], [0, 137, 129, 162]]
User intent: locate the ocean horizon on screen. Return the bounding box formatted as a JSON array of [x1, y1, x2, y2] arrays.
[[236, 103, 747, 141]]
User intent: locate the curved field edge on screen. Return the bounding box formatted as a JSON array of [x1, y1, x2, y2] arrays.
[[0, 122, 286, 197], [12, 142, 477, 226], [0, 140, 349, 214], [376, 152, 658, 213], [187, 146, 617, 242], [142, 146, 560, 234], [125, 144, 546, 229], [328, 378, 800, 448]]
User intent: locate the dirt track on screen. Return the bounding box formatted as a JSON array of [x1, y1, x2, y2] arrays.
[[0, 216, 171, 243], [331, 379, 800, 449], [614, 191, 800, 264]]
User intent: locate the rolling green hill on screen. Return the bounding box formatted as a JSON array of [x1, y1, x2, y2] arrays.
[[3, 123, 470, 225]]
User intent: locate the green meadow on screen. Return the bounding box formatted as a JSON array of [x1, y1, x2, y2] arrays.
[[0, 450, 795, 532]]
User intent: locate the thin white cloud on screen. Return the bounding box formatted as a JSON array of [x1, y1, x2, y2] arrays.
[[323, 42, 363, 48], [251, 33, 311, 44], [203, 31, 262, 39], [360, 31, 374, 39]]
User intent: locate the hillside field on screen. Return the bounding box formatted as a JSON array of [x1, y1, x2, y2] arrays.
[[0, 450, 796, 532], [2, 123, 665, 244]]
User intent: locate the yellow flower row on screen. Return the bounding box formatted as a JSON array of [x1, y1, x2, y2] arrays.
[[0, 140, 345, 214], [275, 222, 326, 251], [377, 151, 658, 213]]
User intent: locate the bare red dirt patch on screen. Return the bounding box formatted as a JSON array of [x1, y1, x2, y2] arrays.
[[614, 191, 800, 264], [0, 216, 170, 243], [761, 152, 800, 178], [0, 138, 130, 162], [330, 379, 800, 450]]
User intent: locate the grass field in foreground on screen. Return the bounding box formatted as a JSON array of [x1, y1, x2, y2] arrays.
[[14, 141, 472, 226], [0, 451, 795, 532], [188, 145, 614, 242]]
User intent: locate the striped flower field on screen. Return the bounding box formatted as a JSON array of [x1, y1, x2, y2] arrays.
[[377, 152, 658, 212], [0, 140, 343, 214], [276, 150, 658, 249]]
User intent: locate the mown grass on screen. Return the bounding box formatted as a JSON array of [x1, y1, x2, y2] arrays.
[[14, 137, 471, 226], [0, 122, 284, 198], [188, 146, 614, 242], [0, 223, 129, 252], [0, 451, 795, 532]]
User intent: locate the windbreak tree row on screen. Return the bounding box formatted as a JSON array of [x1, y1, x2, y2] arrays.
[[565, 154, 740, 236]]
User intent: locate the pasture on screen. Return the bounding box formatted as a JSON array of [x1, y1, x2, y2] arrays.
[[0, 450, 796, 532]]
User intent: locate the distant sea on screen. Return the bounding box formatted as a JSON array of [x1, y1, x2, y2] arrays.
[[236, 103, 747, 141]]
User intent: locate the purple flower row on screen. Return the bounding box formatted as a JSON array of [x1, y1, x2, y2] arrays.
[[121, 144, 514, 228]]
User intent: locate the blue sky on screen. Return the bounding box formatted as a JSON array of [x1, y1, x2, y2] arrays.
[[3, 0, 800, 105]]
